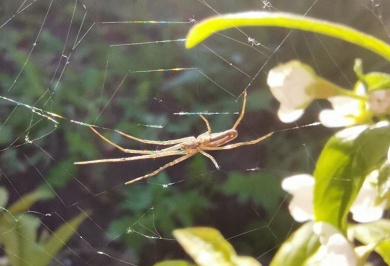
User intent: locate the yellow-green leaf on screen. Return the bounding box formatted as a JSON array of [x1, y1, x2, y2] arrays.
[[314, 122, 390, 232], [30, 211, 89, 266], [271, 222, 320, 266], [0, 187, 8, 207], [173, 227, 261, 266], [185, 12, 390, 61], [349, 219, 390, 264], [154, 260, 195, 266], [8, 187, 53, 215], [0, 214, 41, 266]]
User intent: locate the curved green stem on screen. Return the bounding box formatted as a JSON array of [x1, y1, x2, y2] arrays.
[[186, 12, 390, 61]]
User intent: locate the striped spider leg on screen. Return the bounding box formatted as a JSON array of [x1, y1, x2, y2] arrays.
[[75, 90, 273, 184]]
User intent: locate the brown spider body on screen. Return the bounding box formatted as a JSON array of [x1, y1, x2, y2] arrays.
[[75, 90, 273, 184]]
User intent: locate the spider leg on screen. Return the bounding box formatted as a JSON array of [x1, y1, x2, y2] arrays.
[[199, 150, 220, 169], [204, 132, 273, 150], [232, 89, 247, 130], [125, 152, 196, 185], [115, 128, 197, 146], [90, 126, 196, 154], [75, 149, 184, 165], [199, 115, 211, 134]]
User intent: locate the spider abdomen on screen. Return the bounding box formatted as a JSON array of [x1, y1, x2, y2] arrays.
[[198, 129, 238, 147]]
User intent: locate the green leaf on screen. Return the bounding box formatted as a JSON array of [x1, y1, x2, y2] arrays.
[[221, 172, 282, 212], [234, 256, 263, 266], [313, 122, 390, 232], [0, 213, 41, 266], [362, 73, 390, 91], [353, 59, 364, 80], [30, 211, 89, 266], [0, 188, 53, 266], [0, 210, 88, 266], [45, 158, 77, 189], [349, 219, 390, 264], [185, 12, 390, 61], [10, 49, 45, 96], [154, 260, 195, 266], [173, 227, 261, 266], [7, 188, 53, 215], [377, 161, 390, 198], [0, 187, 8, 207], [271, 222, 320, 266], [354, 59, 390, 91]]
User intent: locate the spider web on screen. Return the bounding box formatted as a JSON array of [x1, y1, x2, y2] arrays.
[[0, 0, 389, 265]]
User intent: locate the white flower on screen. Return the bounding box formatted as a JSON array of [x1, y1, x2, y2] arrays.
[[307, 222, 357, 266], [267, 61, 315, 122], [281, 174, 314, 222], [388, 146, 390, 163], [282, 173, 386, 223], [267, 60, 347, 123], [319, 83, 371, 127], [350, 170, 387, 223]]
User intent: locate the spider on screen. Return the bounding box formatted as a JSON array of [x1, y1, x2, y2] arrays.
[[75, 90, 273, 185]]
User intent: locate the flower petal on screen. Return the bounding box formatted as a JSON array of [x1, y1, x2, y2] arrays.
[[319, 109, 358, 127], [282, 174, 315, 222], [319, 83, 371, 127], [267, 61, 317, 122], [267, 61, 315, 107], [308, 222, 357, 266], [388, 147, 390, 163], [350, 170, 385, 223], [278, 108, 305, 123]]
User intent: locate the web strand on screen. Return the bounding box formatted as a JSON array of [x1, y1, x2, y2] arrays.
[[1, 0, 389, 265]]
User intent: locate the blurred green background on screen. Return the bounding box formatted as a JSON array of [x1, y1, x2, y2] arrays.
[[0, 0, 389, 265]]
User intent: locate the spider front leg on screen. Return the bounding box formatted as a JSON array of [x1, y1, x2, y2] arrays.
[[199, 114, 212, 133], [232, 89, 247, 130], [88, 126, 196, 155], [115, 128, 199, 146], [75, 149, 185, 165], [198, 89, 247, 133], [204, 132, 273, 151], [125, 153, 196, 184]]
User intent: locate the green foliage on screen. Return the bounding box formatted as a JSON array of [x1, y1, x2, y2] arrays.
[[220, 172, 282, 212], [44, 158, 78, 189], [155, 261, 195, 266], [349, 219, 390, 264], [2, 2, 390, 264], [184, 11, 390, 265], [3, 1, 260, 260], [271, 222, 320, 266], [313, 123, 390, 231], [0, 187, 88, 266], [354, 59, 390, 91], [377, 162, 390, 199], [107, 174, 211, 254]]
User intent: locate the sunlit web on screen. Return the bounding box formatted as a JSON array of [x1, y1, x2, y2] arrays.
[[0, 0, 389, 265]]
